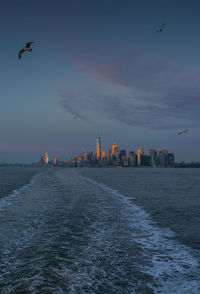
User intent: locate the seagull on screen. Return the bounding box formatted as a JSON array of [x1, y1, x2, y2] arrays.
[[73, 116, 77, 119], [156, 22, 165, 33], [177, 129, 189, 135], [18, 42, 34, 59]]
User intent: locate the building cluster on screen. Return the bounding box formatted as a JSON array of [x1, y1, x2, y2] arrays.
[[70, 137, 175, 168], [37, 152, 65, 167], [35, 137, 175, 168]]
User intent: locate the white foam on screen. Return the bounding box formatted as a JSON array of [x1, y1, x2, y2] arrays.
[[79, 174, 200, 294]]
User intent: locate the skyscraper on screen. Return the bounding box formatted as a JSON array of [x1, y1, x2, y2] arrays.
[[112, 143, 118, 158], [119, 150, 126, 158], [149, 149, 157, 167], [45, 152, 49, 164], [84, 152, 89, 161], [107, 148, 112, 163], [40, 154, 44, 165], [128, 151, 137, 166], [168, 153, 175, 167], [158, 150, 168, 167], [114, 147, 120, 159], [96, 137, 101, 160], [77, 156, 83, 167], [137, 148, 144, 166], [112, 143, 117, 156]]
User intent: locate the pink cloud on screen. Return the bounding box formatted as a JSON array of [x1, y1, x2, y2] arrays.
[[64, 39, 170, 86], [60, 40, 200, 129]]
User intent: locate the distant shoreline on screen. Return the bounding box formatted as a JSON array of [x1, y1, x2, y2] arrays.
[[1, 164, 200, 168]]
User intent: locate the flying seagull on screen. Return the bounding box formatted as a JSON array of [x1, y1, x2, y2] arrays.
[[73, 116, 78, 119], [177, 129, 189, 135], [156, 22, 165, 33], [18, 42, 34, 59]]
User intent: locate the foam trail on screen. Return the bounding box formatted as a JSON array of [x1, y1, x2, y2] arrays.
[[79, 173, 200, 294]]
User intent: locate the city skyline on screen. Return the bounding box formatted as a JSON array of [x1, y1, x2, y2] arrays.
[[35, 136, 175, 168], [0, 133, 197, 165], [0, 0, 200, 163]]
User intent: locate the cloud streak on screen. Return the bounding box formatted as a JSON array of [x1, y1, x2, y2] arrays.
[[59, 82, 200, 130], [59, 40, 200, 129]]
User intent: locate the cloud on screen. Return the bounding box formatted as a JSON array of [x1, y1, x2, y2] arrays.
[[59, 40, 200, 129], [59, 80, 200, 130], [59, 89, 86, 120]]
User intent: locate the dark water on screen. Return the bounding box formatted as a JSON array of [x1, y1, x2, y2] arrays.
[[0, 167, 39, 200], [0, 167, 200, 293]]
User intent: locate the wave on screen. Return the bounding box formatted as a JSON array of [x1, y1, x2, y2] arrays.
[[79, 173, 200, 294]]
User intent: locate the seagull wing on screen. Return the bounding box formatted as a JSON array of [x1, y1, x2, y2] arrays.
[[25, 42, 34, 48], [177, 131, 183, 135], [156, 22, 165, 32], [18, 49, 24, 59]]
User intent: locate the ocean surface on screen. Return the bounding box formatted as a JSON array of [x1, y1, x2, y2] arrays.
[[0, 167, 199, 294]]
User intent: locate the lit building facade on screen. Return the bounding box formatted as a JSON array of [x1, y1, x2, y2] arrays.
[[96, 137, 101, 160], [84, 152, 89, 161], [112, 143, 120, 159], [101, 151, 106, 159], [137, 148, 144, 166], [112, 143, 118, 156], [45, 152, 49, 164], [77, 156, 83, 167]]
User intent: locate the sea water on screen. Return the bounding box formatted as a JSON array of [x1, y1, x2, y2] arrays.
[[0, 167, 199, 293]]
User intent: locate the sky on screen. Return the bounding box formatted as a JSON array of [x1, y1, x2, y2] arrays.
[[0, 0, 200, 163]]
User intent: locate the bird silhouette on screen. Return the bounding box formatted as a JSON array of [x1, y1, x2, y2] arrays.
[[156, 22, 165, 33], [18, 42, 35, 59], [73, 116, 77, 119], [177, 129, 189, 135]]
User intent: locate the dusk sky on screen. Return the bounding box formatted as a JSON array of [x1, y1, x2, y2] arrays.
[[1, 0, 200, 163]]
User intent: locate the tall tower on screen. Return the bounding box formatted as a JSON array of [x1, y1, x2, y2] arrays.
[[96, 137, 101, 160], [137, 148, 144, 166], [45, 152, 49, 164], [112, 143, 118, 156]]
